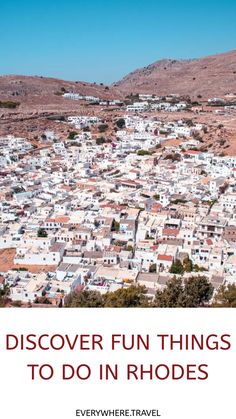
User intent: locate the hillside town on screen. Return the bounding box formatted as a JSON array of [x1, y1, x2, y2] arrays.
[[1, 90, 236, 307]]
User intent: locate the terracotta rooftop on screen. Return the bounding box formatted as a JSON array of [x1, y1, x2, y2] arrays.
[[157, 254, 173, 261]]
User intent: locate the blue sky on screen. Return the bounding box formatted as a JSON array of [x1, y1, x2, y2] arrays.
[[0, 0, 236, 83]]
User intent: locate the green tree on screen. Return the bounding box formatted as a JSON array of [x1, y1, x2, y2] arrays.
[[164, 153, 181, 162], [0, 285, 10, 307], [154, 276, 213, 308], [11, 300, 22, 307], [183, 276, 213, 307], [116, 118, 126, 129], [96, 137, 106, 145], [98, 124, 109, 133], [65, 290, 105, 308], [34, 296, 52, 305], [169, 259, 184, 275], [37, 228, 48, 238], [0, 100, 20, 109], [104, 285, 149, 308], [61, 87, 68, 93], [155, 277, 184, 307], [0, 297, 6, 307], [149, 263, 157, 273], [171, 198, 187, 205], [65, 286, 149, 308], [111, 220, 120, 231], [213, 284, 236, 307], [183, 257, 193, 273], [68, 131, 78, 140], [193, 264, 208, 272], [126, 245, 133, 252], [137, 150, 152, 156]]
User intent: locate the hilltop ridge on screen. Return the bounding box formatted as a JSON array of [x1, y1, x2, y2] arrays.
[[114, 50, 236, 98]]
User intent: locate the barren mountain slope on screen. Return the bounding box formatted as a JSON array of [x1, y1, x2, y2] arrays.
[[114, 50, 236, 98], [0, 75, 120, 114]]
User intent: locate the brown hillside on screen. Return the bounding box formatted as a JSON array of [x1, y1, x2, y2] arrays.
[[0, 75, 120, 114], [114, 50, 236, 99]]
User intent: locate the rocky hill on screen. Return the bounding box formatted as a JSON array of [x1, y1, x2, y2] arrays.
[[1, 50, 236, 112], [0, 75, 119, 115], [114, 50, 236, 99]]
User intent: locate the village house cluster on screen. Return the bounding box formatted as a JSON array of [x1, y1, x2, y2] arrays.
[[1, 100, 236, 306]]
